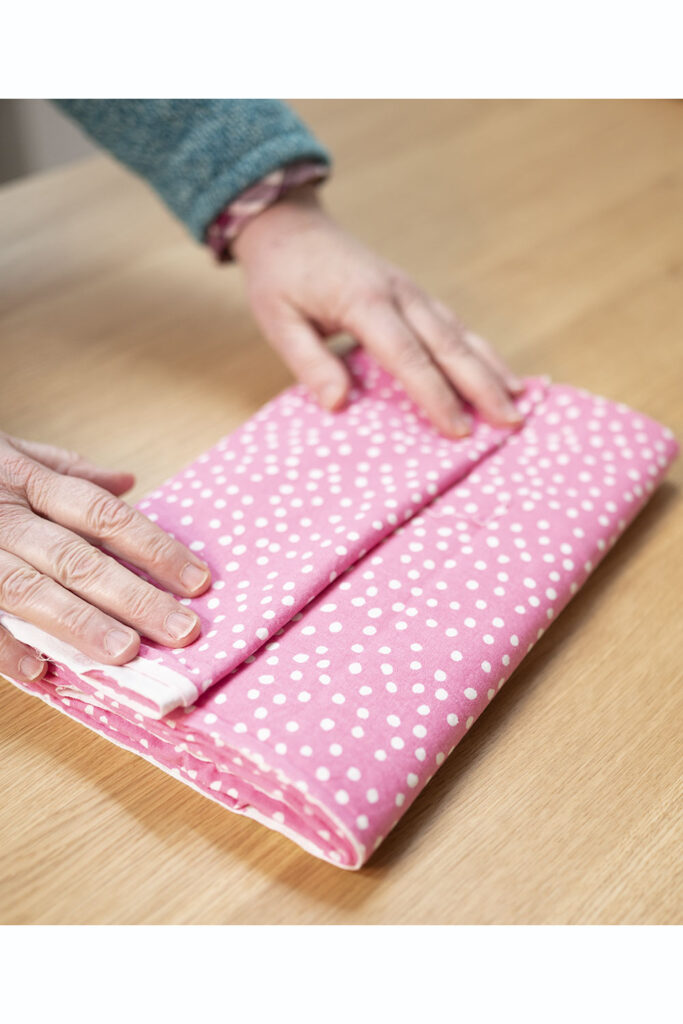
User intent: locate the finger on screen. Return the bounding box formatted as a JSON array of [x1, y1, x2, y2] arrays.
[[0, 508, 202, 649], [6, 435, 135, 496], [19, 465, 211, 599], [0, 549, 141, 665], [398, 291, 522, 428], [347, 301, 471, 437], [462, 328, 525, 395], [255, 304, 351, 410], [0, 622, 47, 683]]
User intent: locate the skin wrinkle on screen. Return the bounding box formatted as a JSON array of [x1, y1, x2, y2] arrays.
[[0, 433, 208, 675]]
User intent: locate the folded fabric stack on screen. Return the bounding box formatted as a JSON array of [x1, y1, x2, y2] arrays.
[[2, 349, 677, 868]]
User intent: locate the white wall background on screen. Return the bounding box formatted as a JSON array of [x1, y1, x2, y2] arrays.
[[0, 99, 96, 184]]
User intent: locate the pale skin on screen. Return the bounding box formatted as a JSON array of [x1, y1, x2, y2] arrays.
[[0, 185, 522, 684]]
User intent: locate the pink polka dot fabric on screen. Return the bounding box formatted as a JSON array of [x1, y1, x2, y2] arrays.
[[2, 348, 678, 868]]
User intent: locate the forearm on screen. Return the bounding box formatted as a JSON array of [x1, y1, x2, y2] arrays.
[[53, 99, 331, 241]]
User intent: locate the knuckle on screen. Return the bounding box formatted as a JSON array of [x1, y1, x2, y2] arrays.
[[363, 284, 392, 312], [0, 564, 44, 609], [395, 336, 431, 371], [434, 326, 470, 359], [56, 600, 102, 639], [52, 540, 106, 589], [83, 491, 134, 537], [0, 452, 40, 496], [54, 448, 86, 476], [0, 504, 30, 547], [122, 582, 166, 624], [393, 276, 424, 309], [345, 281, 389, 322], [25, 466, 60, 511], [141, 530, 179, 575]]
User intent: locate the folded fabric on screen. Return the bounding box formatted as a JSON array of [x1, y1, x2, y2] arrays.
[[1, 349, 678, 868]]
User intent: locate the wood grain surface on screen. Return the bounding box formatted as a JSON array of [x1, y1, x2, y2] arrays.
[[0, 100, 681, 924]]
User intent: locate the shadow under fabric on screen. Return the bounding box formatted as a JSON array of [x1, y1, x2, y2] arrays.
[[1, 349, 678, 868]]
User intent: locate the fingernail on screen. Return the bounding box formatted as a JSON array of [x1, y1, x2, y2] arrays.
[[105, 628, 136, 657], [180, 562, 210, 592], [20, 655, 45, 680], [453, 413, 472, 437], [165, 610, 198, 641], [509, 376, 524, 392]]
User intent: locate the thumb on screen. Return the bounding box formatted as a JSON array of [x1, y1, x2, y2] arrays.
[[6, 436, 135, 496], [255, 305, 351, 410]]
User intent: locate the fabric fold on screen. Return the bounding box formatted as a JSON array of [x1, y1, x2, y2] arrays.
[[1, 354, 677, 868], [4, 348, 547, 719]]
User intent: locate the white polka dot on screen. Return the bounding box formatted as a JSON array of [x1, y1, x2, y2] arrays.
[[127, 359, 657, 863]]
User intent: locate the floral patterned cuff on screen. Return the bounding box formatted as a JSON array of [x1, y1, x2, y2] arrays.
[[205, 161, 329, 262]]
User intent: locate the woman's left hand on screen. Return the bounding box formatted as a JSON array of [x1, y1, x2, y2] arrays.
[[233, 185, 524, 439]]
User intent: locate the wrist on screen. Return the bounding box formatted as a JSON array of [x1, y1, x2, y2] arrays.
[[232, 184, 327, 264]]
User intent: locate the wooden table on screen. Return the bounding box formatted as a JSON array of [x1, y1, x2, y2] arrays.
[[1, 100, 681, 924]]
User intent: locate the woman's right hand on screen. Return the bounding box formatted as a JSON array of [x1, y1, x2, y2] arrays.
[[0, 432, 211, 684]]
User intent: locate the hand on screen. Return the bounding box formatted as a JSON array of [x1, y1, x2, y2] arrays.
[[0, 433, 211, 683], [234, 185, 524, 438]]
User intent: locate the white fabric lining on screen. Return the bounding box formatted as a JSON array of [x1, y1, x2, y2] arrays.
[[0, 613, 198, 718]]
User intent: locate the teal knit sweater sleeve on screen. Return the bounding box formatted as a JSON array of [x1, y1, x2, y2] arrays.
[[54, 99, 331, 241]]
